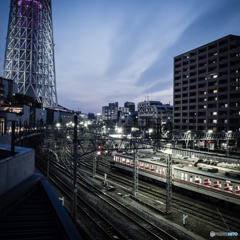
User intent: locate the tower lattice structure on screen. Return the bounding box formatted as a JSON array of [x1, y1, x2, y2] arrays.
[[3, 0, 58, 108]]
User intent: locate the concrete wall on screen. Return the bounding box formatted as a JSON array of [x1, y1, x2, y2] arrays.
[[35, 108, 47, 123], [0, 144, 35, 195]]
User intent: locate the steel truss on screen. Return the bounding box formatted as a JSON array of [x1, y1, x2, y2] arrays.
[[172, 131, 240, 142], [3, 0, 57, 108]]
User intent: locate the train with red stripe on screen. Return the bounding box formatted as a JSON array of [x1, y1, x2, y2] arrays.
[[110, 151, 240, 206]]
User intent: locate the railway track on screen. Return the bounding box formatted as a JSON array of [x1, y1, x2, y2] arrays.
[[31, 138, 131, 240], [31, 137, 177, 240], [78, 152, 240, 232]]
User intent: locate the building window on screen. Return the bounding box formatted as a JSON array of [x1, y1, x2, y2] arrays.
[[213, 90, 217, 93]]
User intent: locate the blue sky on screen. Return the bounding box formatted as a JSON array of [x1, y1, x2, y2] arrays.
[[0, 0, 240, 114]]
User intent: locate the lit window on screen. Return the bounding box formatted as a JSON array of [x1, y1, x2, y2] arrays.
[[213, 120, 217, 124], [213, 112, 217, 115], [236, 70, 239, 73], [213, 75, 218, 78], [225, 104, 228, 107], [213, 90, 217, 93]]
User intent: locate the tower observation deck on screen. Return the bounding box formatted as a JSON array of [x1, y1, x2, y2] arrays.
[[3, 0, 58, 108]]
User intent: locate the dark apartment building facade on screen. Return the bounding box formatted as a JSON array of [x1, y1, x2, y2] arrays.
[[173, 35, 240, 132]]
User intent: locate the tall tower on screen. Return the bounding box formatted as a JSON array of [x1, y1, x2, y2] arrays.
[[3, 0, 58, 108]]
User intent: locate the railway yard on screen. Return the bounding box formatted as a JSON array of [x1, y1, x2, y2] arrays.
[[26, 130, 240, 240]]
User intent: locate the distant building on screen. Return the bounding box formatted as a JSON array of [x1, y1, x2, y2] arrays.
[[96, 113, 102, 123], [173, 35, 240, 131], [0, 105, 30, 134], [102, 102, 118, 121], [0, 77, 18, 102], [124, 101, 135, 112], [138, 100, 173, 128], [79, 113, 88, 122], [88, 112, 95, 120]]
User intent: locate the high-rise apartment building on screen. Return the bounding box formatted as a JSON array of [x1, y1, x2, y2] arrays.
[[173, 35, 240, 132], [3, 0, 57, 108]]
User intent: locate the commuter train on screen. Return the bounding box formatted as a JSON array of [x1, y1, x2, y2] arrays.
[[110, 152, 240, 206]]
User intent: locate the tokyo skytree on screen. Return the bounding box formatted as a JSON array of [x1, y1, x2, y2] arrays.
[[3, 0, 58, 108]]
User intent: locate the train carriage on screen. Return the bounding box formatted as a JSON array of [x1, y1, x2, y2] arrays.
[[110, 152, 240, 206]]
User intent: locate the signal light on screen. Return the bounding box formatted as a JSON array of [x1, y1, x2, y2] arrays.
[[98, 144, 101, 149], [78, 143, 80, 148], [106, 140, 108, 144], [121, 139, 124, 143], [105, 150, 108, 153], [115, 144, 118, 149]]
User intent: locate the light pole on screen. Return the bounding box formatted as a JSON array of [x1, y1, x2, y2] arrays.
[[162, 144, 173, 214], [73, 115, 78, 225]]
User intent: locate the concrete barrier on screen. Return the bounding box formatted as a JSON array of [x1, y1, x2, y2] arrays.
[[0, 144, 35, 195]]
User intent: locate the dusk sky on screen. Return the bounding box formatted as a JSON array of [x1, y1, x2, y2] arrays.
[[0, 0, 240, 114]]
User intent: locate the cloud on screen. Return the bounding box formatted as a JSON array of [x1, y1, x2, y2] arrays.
[[0, 0, 240, 114]]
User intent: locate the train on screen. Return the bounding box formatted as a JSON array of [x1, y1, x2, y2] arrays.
[[110, 151, 240, 206]]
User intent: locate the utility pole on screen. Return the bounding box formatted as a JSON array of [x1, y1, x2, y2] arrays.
[[166, 154, 172, 214], [73, 115, 78, 225], [92, 155, 96, 178], [133, 149, 138, 196]]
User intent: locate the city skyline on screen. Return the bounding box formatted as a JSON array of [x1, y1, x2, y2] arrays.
[[0, 0, 240, 113]]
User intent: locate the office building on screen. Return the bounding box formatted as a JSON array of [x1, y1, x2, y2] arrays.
[[174, 35, 240, 132], [102, 102, 118, 121], [124, 101, 135, 112]]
